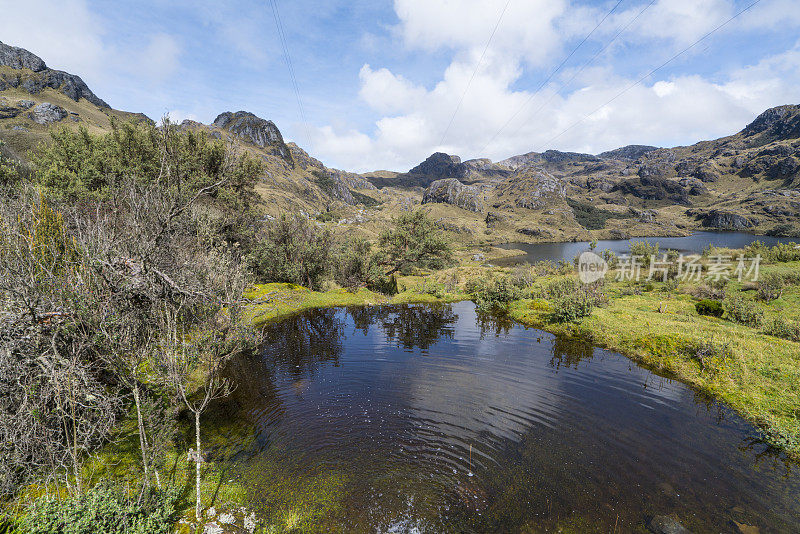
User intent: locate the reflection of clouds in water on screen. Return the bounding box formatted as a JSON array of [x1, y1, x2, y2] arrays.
[[402, 305, 566, 446]]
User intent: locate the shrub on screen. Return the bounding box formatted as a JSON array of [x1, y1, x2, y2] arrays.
[[724, 295, 764, 327], [378, 210, 452, 274], [687, 339, 734, 373], [472, 278, 518, 311], [763, 317, 800, 342], [696, 299, 724, 318], [333, 236, 391, 292], [20, 484, 180, 534], [247, 214, 334, 290], [757, 273, 786, 301], [545, 278, 578, 300], [549, 293, 594, 323], [471, 277, 521, 314], [511, 264, 536, 289], [629, 239, 660, 266]]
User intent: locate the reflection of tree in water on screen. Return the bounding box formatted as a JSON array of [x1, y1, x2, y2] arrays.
[[475, 312, 514, 339], [550, 336, 594, 371], [346, 304, 458, 350], [261, 308, 346, 378]]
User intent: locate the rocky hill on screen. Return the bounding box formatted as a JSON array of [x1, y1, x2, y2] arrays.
[[1, 40, 797, 244], [368, 105, 800, 242], [0, 41, 383, 226]]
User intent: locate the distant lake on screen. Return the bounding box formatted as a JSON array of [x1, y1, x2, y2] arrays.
[[494, 231, 797, 265]]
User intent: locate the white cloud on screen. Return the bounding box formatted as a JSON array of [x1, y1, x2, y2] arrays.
[[310, 0, 800, 172], [139, 34, 182, 82], [0, 0, 106, 80], [393, 0, 571, 66]]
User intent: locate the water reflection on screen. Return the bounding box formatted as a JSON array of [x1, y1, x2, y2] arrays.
[[496, 230, 797, 265], [347, 304, 458, 350], [213, 302, 800, 533]]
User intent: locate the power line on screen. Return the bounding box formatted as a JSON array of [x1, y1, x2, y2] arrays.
[[532, 0, 762, 153], [268, 0, 313, 150], [506, 0, 656, 142], [478, 0, 625, 155], [438, 0, 512, 147]]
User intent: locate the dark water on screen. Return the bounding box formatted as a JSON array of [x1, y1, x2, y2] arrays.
[[212, 302, 800, 533], [495, 231, 797, 266]]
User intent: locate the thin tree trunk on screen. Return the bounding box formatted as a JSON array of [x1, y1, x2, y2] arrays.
[[195, 409, 202, 521], [133, 385, 150, 485]]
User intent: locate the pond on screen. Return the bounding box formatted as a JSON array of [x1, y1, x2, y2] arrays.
[[494, 231, 797, 266], [210, 302, 800, 533]]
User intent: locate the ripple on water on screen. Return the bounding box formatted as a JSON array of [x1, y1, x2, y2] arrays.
[[210, 302, 800, 533]]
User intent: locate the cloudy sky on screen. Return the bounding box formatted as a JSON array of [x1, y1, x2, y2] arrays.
[[2, 0, 799, 171]]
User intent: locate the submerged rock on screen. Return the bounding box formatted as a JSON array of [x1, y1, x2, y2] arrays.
[[647, 515, 692, 534]]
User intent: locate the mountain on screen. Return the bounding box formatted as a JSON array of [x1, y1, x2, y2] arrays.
[[0, 42, 382, 225], [373, 105, 800, 241], [1, 40, 798, 243]]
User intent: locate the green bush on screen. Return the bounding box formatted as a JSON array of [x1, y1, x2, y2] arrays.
[[763, 317, 800, 342], [549, 293, 594, 323], [471, 277, 521, 314], [696, 299, 724, 318], [377, 210, 452, 275], [334, 236, 392, 293], [687, 339, 734, 374], [744, 241, 800, 263], [545, 278, 578, 300], [20, 484, 179, 534], [629, 239, 660, 267], [247, 214, 333, 290], [724, 295, 764, 327]]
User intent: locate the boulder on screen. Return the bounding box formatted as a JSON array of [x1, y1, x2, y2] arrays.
[[422, 178, 484, 212], [17, 99, 34, 109], [587, 176, 614, 192], [678, 177, 708, 195], [28, 102, 67, 124], [647, 515, 692, 534]]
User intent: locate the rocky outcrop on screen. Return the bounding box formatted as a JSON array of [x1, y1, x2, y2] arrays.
[[498, 150, 598, 170], [0, 41, 109, 108], [495, 167, 566, 210], [213, 111, 291, 161], [330, 169, 376, 190], [422, 178, 484, 212], [28, 102, 67, 124], [0, 41, 46, 72], [742, 104, 800, 142], [598, 144, 658, 160], [693, 209, 757, 230], [678, 177, 708, 195], [409, 152, 467, 180]]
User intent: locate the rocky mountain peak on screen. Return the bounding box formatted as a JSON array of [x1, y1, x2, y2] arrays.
[[212, 111, 291, 160], [598, 144, 659, 160], [0, 41, 47, 72], [742, 104, 800, 141], [408, 152, 467, 179], [0, 41, 108, 108]]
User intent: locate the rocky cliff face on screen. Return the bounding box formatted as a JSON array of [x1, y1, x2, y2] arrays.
[[213, 111, 292, 161], [495, 167, 567, 210], [598, 145, 658, 160], [422, 178, 484, 212], [0, 41, 109, 108]]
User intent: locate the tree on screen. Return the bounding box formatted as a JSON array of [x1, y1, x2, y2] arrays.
[[378, 210, 452, 274], [247, 214, 333, 290]]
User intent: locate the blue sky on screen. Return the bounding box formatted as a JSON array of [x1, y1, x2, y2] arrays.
[[2, 0, 800, 171]]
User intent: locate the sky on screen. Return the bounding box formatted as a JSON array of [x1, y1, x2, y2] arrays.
[[1, 0, 800, 172]]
